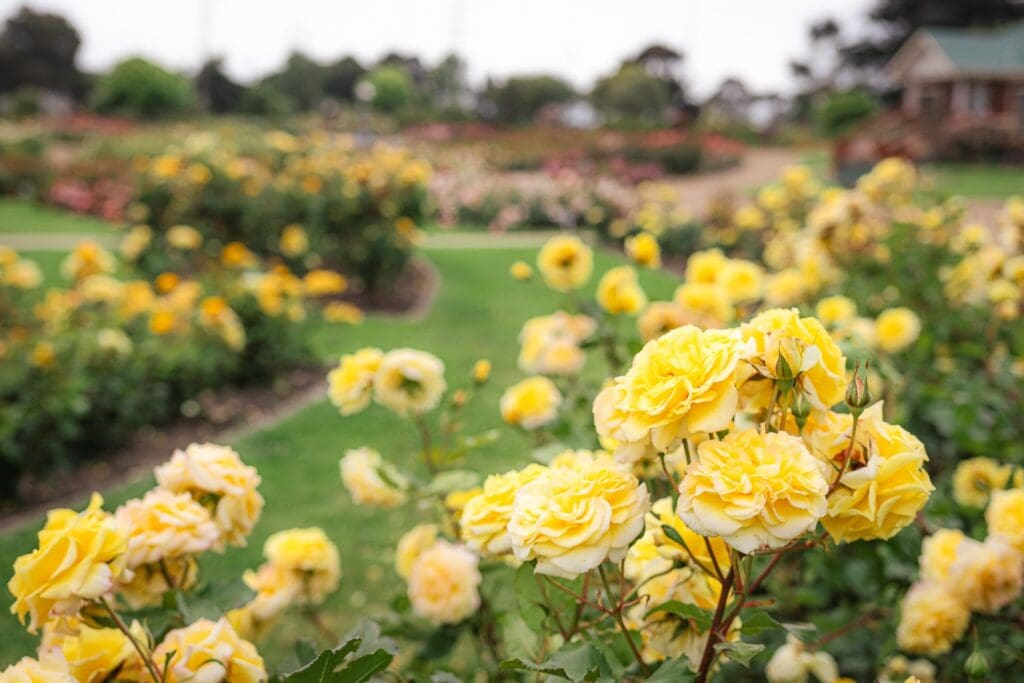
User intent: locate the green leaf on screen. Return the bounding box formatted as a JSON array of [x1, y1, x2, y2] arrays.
[[500, 642, 607, 682], [280, 639, 362, 683], [422, 469, 481, 495], [498, 613, 540, 662], [659, 524, 687, 549], [514, 563, 546, 631], [713, 641, 765, 667], [647, 656, 697, 682], [280, 623, 396, 683], [294, 639, 319, 668], [646, 601, 713, 631], [739, 610, 783, 636]]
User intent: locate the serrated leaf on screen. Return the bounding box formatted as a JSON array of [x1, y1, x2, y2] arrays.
[[647, 656, 697, 682], [713, 640, 765, 667], [500, 642, 606, 682], [646, 601, 712, 631], [294, 639, 319, 668], [514, 563, 546, 631], [280, 639, 362, 683], [739, 610, 783, 636]]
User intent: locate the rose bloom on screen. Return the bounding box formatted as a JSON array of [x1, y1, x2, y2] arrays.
[[739, 308, 846, 412], [60, 242, 115, 281], [444, 487, 482, 516], [718, 259, 764, 304], [115, 489, 220, 568], [645, 497, 731, 574], [323, 302, 364, 325], [684, 249, 727, 284], [155, 443, 264, 548], [166, 225, 203, 250], [593, 326, 748, 463], [947, 537, 1024, 613], [327, 348, 383, 415], [810, 404, 933, 543], [510, 260, 534, 280], [154, 618, 266, 683], [373, 348, 447, 415], [625, 568, 738, 668], [765, 635, 839, 683], [596, 265, 648, 315], [674, 282, 734, 322], [986, 488, 1024, 552], [459, 465, 547, 556], [518, 312, 596, 376], [0, 652, 75, 683], [121, 225, 153, 262], [500, 376, 562, 430], [45, 620, 146, 683], [472, 358, 491, 383], [407, 541, 482, 624], [677, 430, 829, 554], [508, 461, 649, 578], [302, 269, 347, 296], [536, 235, 593, 291], [764, 269, 809, 307], [874, 307, 921, 354], [117, 556, 198, 609], [952, 457, 1014, 509], [339, 447, 407, 507], [396, 524, 440, 578], [637, 302, 693, 342], [625, 232, 661, 268], [896, 582, 970, 655], [9, 494, 128, 633], [815, 295, 857, 327], [263, 527, 341, 604], [279, 224, 309, 257], [240, 562, 302, 622], [919, 529, 967, 584]]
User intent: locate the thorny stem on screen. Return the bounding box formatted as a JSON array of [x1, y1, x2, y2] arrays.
[[704, 537, 726, 583], [598, 565, 649, 676], [694, 566, 736, 683], [413, 413, 437, 474], [100, 597, 162, 683], [827, 412, 860, 496], [659, 453, 679, 507]]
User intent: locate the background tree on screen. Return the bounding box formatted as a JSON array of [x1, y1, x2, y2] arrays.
[[482, 75, 575, 124], [264, 51, 325, 111], [362, 65, 414, 112], [814, 88, 880, 137], [630, 43, 687, 109], [0, 7, 87, 99], [591, 62, 670, 127], [426, 53, 469, 112], [195, 57, 244, 113], [322, 56, 365, 102], [92, 57, 193, 118]]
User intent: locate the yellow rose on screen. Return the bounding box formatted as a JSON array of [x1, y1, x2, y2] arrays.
[[764, 269, 809, 306], [323, 302, 364, 325], [373, 348, 447, 415], [472, 359, 491, 383], [896, 582, 969, 655], [765, 635, 839, 683], [500, 376, 562, 429], [637, 302, 695, 342], [61, 242, 115, 281], [646, 497, 731, 574], [815, 295, 857, 326], [875, 308, 921, 354], [986, 488, 1024, 551], [596, 265, 648, 315], [677, 429, 828, 553], [518, 312, 595, 376], [46, 621, 145, 683], [625, 232, 661, 268], [919, 529, 967, 584], [947, 537, 1024, 613], [593, 326, 747, 462], [302, 269, 347, 296], [279, 224, 309, 257], [154, 618, 266, 683], [115, 489, 219, 568], [220, 241, 256, 269], [536, 235, 593, 291], [407, 541, 481, 624], [952, 457, 1013, 509], [396, 524, 440, 579], [718, 259, 764, 304], [818, 404, 933, 543], [0, 652, 75, 683], [154, 443, 264, 548], [117, 556, 198, 608], [684, 249, 727, 284], [508, 462, 649, 577], [339, 447, 407, 507], [740, 308, 847, 411], [166, 225, 203, 250], [459, 465, 547, 556], [510, 260, 534, 280], [240, 562, 302, 624], [3, 259, 42, 289], [264, 527, 341, 604], [327, 348, 383, 415], [9, 494, 128, 633], [444, 487, 481, 516], [674, 282, 733, 322]]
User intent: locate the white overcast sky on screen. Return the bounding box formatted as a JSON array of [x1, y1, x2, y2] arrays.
[[0, 0, 874, 97]]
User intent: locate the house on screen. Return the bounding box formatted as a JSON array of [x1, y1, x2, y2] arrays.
[[887, 21, 1024, 133], [836, 21, 1024, 175]]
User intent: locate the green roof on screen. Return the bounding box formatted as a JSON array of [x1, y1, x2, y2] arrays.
[[926, 21, 1024, 73]]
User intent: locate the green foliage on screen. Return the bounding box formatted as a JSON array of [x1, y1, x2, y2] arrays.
[[486, 75, 576, 124], [0, 7, 87, 98], [591, 63, 670, 127], [814, 88, 878, 138], [92, 57, 194, 119], [363, 66, 414, 113]]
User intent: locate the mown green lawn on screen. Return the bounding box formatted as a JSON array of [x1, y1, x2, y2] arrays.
[[923, 163, 1024, 199], [0, 244, 679, 670], [0, 199, 119, 234]]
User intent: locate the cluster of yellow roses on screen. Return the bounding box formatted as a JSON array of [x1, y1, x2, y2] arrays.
[[4, 442, 340, 682]]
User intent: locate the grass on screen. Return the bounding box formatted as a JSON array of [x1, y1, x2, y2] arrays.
[[0, 199, 118, 235], [921, 163, 1024, 199], [0, 245, 679, 670]]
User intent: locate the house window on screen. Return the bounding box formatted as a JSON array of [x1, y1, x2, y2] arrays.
[[919, 85, 942, 118], [969, 82, 990, 115]]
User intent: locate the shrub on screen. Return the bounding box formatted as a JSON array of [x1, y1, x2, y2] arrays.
[[591, 62, 670, 127], [92, 57, 194, 119], [814, 88, 879, 138], [363, 65, 414, 112]]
